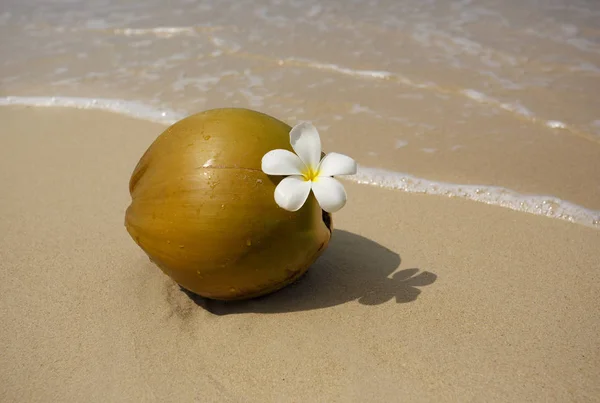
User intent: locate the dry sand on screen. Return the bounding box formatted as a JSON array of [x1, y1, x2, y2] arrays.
[[1, 106, 599, 402]]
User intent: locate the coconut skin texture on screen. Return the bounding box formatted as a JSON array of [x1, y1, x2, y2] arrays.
[[125, 108, 332, 300]]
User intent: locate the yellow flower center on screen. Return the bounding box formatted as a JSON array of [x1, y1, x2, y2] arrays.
[[302, 167, 319, 182]]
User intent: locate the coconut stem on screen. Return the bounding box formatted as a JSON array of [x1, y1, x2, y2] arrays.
[[322, 210, 332, 233]]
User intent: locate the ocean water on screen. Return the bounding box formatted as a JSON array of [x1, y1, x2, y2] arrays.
[[1, 0, 599, 227]]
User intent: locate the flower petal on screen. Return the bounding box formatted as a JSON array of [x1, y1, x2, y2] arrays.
[[311, 177, 347, 213], [274, 176, 312, 212], [318, 152, 357, 177], [289, 122, 321, 169], [261, 149, 305, 175]]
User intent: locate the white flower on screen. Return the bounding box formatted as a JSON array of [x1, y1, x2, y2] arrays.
[[261, 122, 357, 213]]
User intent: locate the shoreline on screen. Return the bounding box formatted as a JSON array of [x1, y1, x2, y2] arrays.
[[2, 97, 599, 229]]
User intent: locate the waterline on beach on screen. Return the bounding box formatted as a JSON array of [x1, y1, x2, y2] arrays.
[[3, 95, 599, 229]]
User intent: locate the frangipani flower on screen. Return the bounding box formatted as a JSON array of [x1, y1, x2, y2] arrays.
[[261, 122, 357, 213]]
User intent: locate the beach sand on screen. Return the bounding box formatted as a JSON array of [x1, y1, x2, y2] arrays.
[[1, 106, 599, 402]]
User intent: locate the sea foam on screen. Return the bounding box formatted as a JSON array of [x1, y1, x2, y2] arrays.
[[349, 167, 600, 229], [0, 96, 184, 125]]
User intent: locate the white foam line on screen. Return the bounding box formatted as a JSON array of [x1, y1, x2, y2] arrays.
[[112, 27, 198, 37], [349, 167, 600, 229], [0, 96, 185, 125], [461, 89, 571, 131], [2, 95, 598, 229], [56, 25, 221, 38], [292, 59, 393, 80], [284, 57, 435, 89]]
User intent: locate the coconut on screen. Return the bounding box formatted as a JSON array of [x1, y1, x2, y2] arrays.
[[125, 108, 331, 300]]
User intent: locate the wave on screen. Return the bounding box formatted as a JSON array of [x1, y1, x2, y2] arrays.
[[272, 57, 597, 143], [2, 95, 598, 229], [25, 22, 598, 142]]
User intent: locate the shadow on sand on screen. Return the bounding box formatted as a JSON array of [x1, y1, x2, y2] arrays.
[[181, 229, 437, 315]]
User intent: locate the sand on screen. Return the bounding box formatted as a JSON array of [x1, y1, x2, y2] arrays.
[[1, 106, 599, 402]]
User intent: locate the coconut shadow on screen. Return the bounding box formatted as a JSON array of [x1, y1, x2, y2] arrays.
[[182, 229, 437, 315]]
